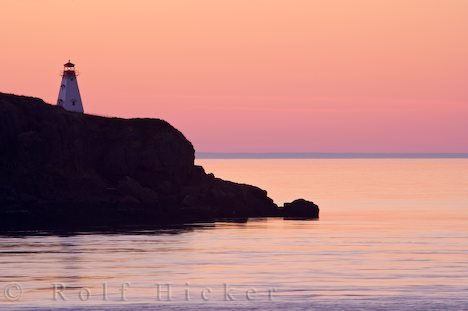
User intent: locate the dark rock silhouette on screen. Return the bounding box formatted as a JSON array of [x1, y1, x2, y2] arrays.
[[283, 199, 320, 219], [0, 92, 319, 229]]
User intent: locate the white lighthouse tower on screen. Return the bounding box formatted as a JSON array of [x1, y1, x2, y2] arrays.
[[57, 60, 84, 113]]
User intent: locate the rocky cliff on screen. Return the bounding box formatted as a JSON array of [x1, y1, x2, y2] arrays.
[[0, 93, 318, 229]]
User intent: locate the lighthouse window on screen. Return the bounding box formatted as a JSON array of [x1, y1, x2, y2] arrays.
[[72, 100, 76, 106]]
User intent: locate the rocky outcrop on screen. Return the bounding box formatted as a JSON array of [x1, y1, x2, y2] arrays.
[[283, 199, 320, 219], [0, 92, 318, 229]]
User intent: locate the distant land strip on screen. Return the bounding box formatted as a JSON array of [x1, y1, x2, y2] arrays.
[[196, 153, 468, 159]]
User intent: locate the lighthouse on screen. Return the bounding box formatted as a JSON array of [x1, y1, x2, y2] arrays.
[[57, 60, 84, 113]]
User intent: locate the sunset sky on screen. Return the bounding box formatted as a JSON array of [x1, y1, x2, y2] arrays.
[[1, 0, 467, 152]]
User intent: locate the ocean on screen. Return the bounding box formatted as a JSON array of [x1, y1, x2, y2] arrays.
[[1, 159, 468, 310]]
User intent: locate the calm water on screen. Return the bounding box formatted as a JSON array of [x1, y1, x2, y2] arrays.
[[1, 159, 468, 310]]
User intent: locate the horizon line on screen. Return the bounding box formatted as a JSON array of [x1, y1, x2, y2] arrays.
[[196, 152, 468, 159]]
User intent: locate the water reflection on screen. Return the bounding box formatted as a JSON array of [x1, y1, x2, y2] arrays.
[[1, 216, 468, 309]]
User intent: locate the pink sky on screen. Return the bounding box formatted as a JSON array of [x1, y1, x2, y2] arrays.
[[1, 0, 467, 152]]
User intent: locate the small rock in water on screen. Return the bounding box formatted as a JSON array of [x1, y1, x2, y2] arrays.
[[283, 199, 319, 219]]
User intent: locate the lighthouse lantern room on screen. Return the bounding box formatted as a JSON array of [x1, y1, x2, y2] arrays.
[[57, 60, 84, 113]]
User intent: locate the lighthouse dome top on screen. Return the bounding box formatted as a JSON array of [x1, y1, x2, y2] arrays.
[[64, 61, 75, 67]]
